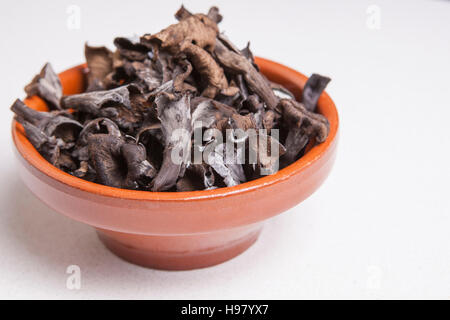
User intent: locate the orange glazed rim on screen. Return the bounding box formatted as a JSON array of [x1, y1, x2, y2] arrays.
[[12, 57, 339, 201]]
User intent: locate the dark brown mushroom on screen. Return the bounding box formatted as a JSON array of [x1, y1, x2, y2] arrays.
[[214, 36, 279, 111], [15, 118, 61, 164], [191, 98, 238, 132], [141, 9, 219, 54], [87, 134, 124, 188], [24, 63, 62, 110], [121, 142, 157, 189], [15, 113, 80, 173], [87, 134, 156, 189], [279, 99, 329, 165], [282, 127, 310, 165], [11, 99, 82, 143], [266, 108, 281, 129], [61, 85, 131, 114], [206, 143, 246, 187], [129, 59, 163, 91], [113, 36, 150, 61], [73, 160, 96, 181], [302, 73, 331, 112], [279, 99, 329, 143], [61, 85, 144, 132], [12, 5, 332, 192], [180, 40, 238, 98], [175, 5, 193, 21], [72, 117, 121, 161], [176, 163, 215, 191], [136, 121, 164, 172], [172, 58, 197, 94], [247, 130, 286, 175], [152, 93, 192, 191], [84, 44, 114, 91], [207, 7, 223, 24]]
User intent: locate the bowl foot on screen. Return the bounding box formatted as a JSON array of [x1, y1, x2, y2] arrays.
[[96, 225, 262, 270]]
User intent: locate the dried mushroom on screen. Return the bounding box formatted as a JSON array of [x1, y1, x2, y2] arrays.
[[61, 85, 131, 114], [179, 40, 238, 98], [11, 5, 331, 192], [113, 37, 150, 61], [85, 44, 114, 91], [24, 63, 63, 110], [279, 99, 329, 165], [141, 11, 219, 54], [152, 93, 192, 191], [207, 144, 246, 187], [302, 73, 331, 112], [214, 36, 279, 111], [11, 99, 82, 141]]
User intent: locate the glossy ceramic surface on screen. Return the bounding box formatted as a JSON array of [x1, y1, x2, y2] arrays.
[[12, 57, 339, 270]]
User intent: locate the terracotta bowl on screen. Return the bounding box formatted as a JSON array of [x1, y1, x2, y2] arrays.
[[12, 57, 339, 270]]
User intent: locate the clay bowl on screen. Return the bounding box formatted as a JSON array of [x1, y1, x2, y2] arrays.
[[12, 57, 339, 270]]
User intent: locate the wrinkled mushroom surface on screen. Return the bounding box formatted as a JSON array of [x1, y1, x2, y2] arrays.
[[24, 63, 63, 110], [11, 5, 331, 192]]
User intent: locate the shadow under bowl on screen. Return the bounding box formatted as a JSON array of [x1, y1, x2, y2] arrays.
[[12, 57, 339, 270]]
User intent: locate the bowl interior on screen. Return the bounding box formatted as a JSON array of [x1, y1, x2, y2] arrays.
[[13, 57, 338, 201]]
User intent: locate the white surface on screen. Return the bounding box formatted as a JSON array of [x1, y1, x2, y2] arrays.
[[0, 0, 449, 299]]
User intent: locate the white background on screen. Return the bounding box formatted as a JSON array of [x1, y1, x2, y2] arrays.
[[0, 0, 449, 299]]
